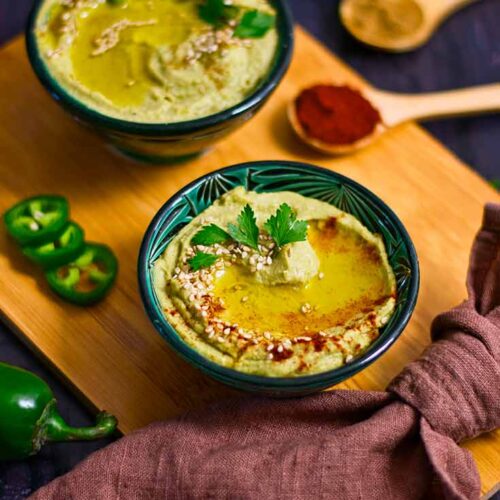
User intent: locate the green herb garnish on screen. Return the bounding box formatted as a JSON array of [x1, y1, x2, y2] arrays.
[[198, 0, 238, 27], [264, 203, 308, 248], [198, 1, 274, 38], [491, 179, 500, 191], [188, 251, 218, 271], [227, 204, 260, 250], [192, 224, 232, 246], [234, 10, 275, 38]]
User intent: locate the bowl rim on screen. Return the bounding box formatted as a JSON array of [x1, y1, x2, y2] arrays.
[[25, 0, 294, 136], [138, 160, 420, 389]]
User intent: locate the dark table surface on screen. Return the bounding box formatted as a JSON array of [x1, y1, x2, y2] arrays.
[[0, 1, 499, 498]]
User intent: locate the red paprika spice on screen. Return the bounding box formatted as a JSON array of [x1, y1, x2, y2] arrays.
[[295, 85, 381, 145]]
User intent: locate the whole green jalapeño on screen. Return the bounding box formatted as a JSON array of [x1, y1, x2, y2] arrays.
[[0, 362, 117, 461], [4, 195, 69, 246]]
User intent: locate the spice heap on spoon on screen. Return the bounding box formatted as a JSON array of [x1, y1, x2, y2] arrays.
[[339, 0, 477, 52], [289, 82, 500, 155]]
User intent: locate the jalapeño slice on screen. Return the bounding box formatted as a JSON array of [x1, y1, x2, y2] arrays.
[[23, 222, 85, 269], [45, 243, 118, 305], [4, 195, 69, 246]]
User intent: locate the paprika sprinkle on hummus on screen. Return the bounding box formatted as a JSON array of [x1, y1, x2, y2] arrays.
[[294, 84, 381, 145]]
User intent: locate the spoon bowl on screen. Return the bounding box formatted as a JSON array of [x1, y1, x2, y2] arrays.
[[340, 0, 478, 52], [287, 96, 386, 155]]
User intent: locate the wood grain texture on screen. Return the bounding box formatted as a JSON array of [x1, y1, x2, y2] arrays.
[[0, 30, 498, 493]]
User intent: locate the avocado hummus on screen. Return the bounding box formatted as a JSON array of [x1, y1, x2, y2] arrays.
[[153, 187, 397, 377], [34, 0, 278, 123]]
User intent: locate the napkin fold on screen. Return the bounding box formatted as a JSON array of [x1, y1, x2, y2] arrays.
[[32, 204, 500, 500]]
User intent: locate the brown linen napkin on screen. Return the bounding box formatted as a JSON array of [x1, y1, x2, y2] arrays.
[[31, 204, 500, 500]]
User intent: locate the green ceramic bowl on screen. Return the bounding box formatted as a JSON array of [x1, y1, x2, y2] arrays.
[[25, 1, 293, 164], [138, 161, 419, 395]]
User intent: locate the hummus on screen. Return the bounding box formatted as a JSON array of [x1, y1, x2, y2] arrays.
[[154, 187, 397, 377], [34, 0, 278, 123]]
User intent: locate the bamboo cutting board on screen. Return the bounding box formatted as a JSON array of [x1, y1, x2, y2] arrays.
[[0, 29, 498, 493]]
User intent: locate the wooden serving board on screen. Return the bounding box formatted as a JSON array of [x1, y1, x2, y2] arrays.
[[0, 29, 498, 493]]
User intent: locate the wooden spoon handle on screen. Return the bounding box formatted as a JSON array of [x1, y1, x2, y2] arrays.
[[369, 84, 500, 127]]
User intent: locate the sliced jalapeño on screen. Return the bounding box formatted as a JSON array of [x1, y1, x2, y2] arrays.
[[23, 222, 85, 269], [45, 243, 118, 305], [4, 195, 69, 246]]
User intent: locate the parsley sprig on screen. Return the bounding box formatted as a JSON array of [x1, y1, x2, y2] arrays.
[[188, 251, 218, 271], [234, 10, 275, 38], [227, 204, 260, 250], [198, 0, 238, 27], [264, 203, 308, 248], [189, 203, 308, 270], [191, 224, 231, 246], [198, 0, 275, 38]]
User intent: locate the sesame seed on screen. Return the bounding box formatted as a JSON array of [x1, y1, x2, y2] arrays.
[[241, 296, 249, 303], [277, 345, 284, 353], [300, 303, 312, 314], [267, 353, 274, 360], [319, 272, 325, 280], [223, 328, 231, 335], [263, 332, 272, 340], [29, 222, 39, 231], [266, 343, 274, 352]]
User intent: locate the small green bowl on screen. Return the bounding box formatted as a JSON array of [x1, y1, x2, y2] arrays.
[[138, 161, 420, 396], [25, 1, 294, 164]]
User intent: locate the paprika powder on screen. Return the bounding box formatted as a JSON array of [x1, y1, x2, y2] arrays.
[[295, 84, 381, 145]]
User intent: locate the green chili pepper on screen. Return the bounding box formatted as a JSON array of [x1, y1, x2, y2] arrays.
[[4, 195, 69, 246], [0, 362, 117, 461], [45, 243, 118, 305], [22, 222, 85, 269]]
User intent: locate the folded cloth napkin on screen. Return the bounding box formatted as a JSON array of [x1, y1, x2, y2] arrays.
[[32, 204, 500, 500]]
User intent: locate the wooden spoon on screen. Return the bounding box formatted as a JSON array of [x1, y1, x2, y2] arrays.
[[288, 83, 500, 155], [339, 0, 478, 52]]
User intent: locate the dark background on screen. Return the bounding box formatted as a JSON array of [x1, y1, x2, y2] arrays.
[[1, 1, 499, 498]]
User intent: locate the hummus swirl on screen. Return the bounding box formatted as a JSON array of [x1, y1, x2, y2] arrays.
[[34, 0, 278, 123], [154, 188, 397, 377]]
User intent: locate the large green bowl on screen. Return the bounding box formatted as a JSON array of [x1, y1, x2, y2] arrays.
[[138, 161, 419, 395], [25, 1, 294, 164]]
